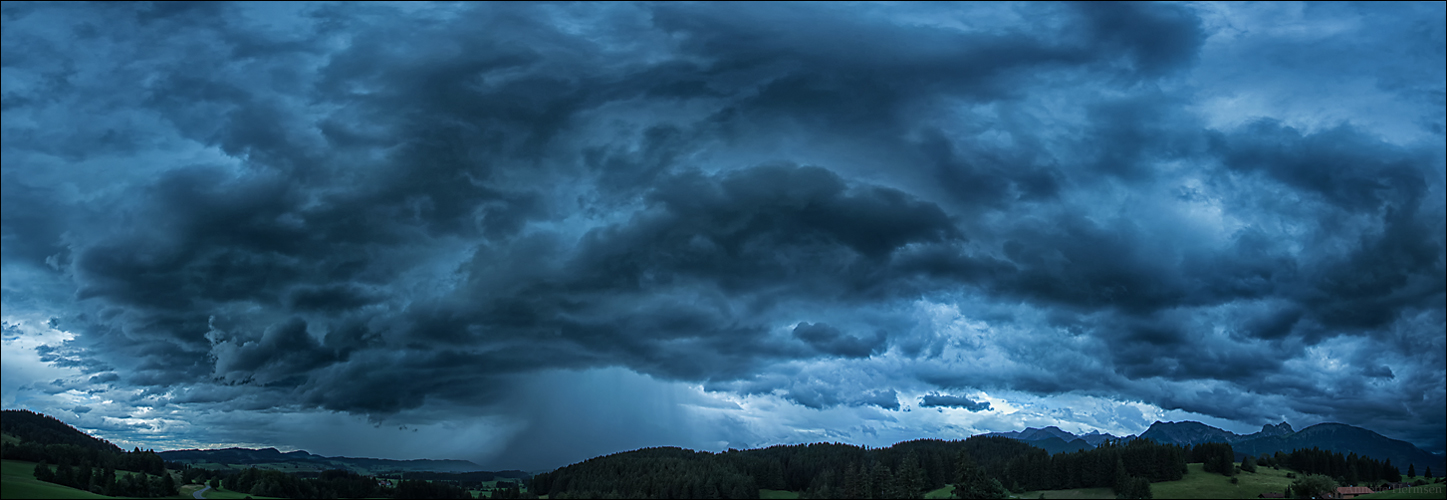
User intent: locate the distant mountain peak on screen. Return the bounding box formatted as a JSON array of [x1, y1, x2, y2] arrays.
[[1139, 420, 1241, 446], [1259, 422, 1294, 436], [1016, 426, 1079, 442]]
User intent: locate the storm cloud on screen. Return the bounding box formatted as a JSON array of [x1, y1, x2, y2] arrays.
[[920, 394, 993, 413], [2, 1, 1443, 468]]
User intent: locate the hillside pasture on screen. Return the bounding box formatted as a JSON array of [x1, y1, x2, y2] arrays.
[[1013, 463, 1301, 499], [1, 459, 133, 499]]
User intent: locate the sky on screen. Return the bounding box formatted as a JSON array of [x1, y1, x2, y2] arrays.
[[2, 2, 1444, 471]]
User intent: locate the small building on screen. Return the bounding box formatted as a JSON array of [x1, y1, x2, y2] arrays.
[[1335, 486, 1374, 499], [1378, 482, 1411, 490]]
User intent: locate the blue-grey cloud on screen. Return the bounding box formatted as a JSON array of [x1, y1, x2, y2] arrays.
[[920, 394, 993, 412], [1, 1, 1442, 466]]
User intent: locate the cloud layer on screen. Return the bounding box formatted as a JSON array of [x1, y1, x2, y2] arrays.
[[2, 2, 1443, 468]]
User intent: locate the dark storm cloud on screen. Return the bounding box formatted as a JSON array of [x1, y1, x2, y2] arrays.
[[209, 317, 338, 386], [793, 323, 885, 359], [2, 1, 1443, 459], [919, 394, 993, 412], [857, 390, 901, 411]]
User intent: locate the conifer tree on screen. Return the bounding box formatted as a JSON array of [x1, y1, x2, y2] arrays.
[[1112, 458, 1129, 495], [869, 461, 891, 499], [1116, 476, 1152, 499], [33, 459, 54, 482], [843, 462, 863, 499], [897, 451, 926, 499], [953, 452, 1008, 500], [1408, 463, 1416, 478], [56, 460, 75, 488]]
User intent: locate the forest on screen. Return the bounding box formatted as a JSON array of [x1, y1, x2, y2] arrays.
[[2, 410, 176, 497], [529, 435, 1189, 498]]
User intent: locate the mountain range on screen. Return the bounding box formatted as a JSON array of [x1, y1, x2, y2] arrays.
[[985, 420, 1444, 473], [4, 408, 1441, 476]]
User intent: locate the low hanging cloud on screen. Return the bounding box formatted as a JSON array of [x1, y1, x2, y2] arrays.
[[920, 394, 994, 412]]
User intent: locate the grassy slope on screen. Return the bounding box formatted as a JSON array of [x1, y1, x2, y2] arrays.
[[1012, 487, 1116, 499], [1016, 463, 1304, 500], [0, 459, 211, 499], [1151, 463, 1297, 499], [1, 459, 130, 499], [196, 486, 283, 499], [923, 484, 954, 499], [753, 485, 948, 499]]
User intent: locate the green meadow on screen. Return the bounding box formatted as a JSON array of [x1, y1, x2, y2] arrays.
[[1, 459, 157, 499], [1, 459, 285, 500], [1014, 463, 1296, 499], [754, 463, 1309, 500], [923, 484, 955, 498], [1011, 486, 1116, 499]]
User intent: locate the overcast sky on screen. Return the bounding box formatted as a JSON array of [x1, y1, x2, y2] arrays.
[[3, 2, 1444, 471]]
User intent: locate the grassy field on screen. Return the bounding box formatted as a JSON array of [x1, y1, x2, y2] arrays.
[[1, 459, 129, 499], [1013, 486, 1116, 499], [195, 486, 283, 499], [0, 459, 227, 499], [1151, 463, 1297, 499], [752, 485, 951, 499], [1015, 463, 1306, 500], [923, 484, 955, 498]]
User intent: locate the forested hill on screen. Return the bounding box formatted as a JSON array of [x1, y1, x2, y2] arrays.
[[1139, 420, 1445, 473], [1, 409, 176, 498], [0, 409, 125, 454], [530, 436, 1189, 499]]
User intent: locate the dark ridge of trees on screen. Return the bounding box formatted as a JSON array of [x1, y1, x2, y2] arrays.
[[1, 409, 125, 455], [1265, 447, 1403, 485], [1, 440, 169, 475], [394, 478, 474, 499], [2, 421, 175, 498], [30, 459, 177, 498], [1188, 442, 1237, 476], [531, 446, 758, 499], [219, 467, 413, 499], [531, 437, 1187, 499], [997, 438, 1184, 493]]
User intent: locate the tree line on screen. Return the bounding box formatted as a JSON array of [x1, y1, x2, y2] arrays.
[[31, 457, 178, 497], [199, 466, 485, 499], [1267, 446, 1404, 485], [529, 436, 1186, 499]]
